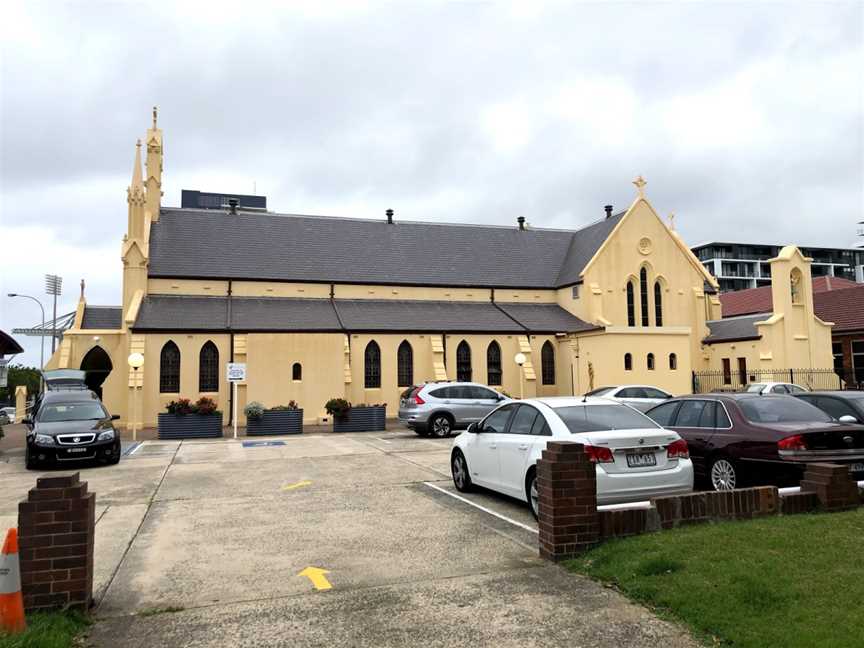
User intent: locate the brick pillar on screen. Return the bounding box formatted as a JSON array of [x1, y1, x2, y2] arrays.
[[17, 473, 95, 612], [800, 463, 861, 512], [537, 442, 599, 561]]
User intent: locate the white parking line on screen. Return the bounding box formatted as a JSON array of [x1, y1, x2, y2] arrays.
[[422, 482, 538, 534], [371, 437, 392, 444], [129, 442, 144, 455]]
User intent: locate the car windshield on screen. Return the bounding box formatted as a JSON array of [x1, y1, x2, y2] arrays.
[[739, 398, 832, 424], [555, 405, 660, 433], [584, 387, 615, 397], [38, 402, 107, 422]]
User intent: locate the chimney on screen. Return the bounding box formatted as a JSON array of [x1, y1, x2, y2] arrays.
[[228, 198, 239, 215], [386, 208, 394, 225], [604, 205, 613, 219], [517, 216, 526, 231]]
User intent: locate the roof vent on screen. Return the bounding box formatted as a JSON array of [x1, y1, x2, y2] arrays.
[[604, 205, 613, 219], [517, 216, 526, 231], [228, 198, 239, 215], [386, 208, 394, 225]]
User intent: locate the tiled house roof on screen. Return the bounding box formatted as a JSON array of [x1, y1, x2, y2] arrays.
[[720, 276, 858, 317], [81, 306, 123, 330], [704, 313, 770, 344], [812, 285, 864, 333]]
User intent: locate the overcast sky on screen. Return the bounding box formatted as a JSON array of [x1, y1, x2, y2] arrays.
[[1, 1, 862, 368]]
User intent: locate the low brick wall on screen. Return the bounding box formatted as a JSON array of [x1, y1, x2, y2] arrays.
[[17, 473, 95, 612], [537, 443, 862, 560]]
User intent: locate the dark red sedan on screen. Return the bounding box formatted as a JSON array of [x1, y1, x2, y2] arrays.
[[645, 394, 864, 491]]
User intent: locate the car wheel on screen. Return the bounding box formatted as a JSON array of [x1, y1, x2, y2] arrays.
[[430, 414, 453, 438], [709, 457, 738, 491], [526, 469, 539, 520], [451, 450, 473, 492]]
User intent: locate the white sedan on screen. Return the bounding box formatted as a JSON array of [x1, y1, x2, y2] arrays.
[[583, 385, 673, 412], [450, 397, 693, 518], [744, 382, 807, 395]]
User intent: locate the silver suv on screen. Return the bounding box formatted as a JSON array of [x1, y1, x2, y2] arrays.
[[399, 382, 509, 438]]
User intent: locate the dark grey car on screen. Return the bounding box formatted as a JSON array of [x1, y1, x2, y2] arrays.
[[793, 391, 864, 424], [398, 382, 510, 437]]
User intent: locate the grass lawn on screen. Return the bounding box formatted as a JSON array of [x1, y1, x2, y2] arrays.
[[567, 508, 864, 648], [0, 611, 89, 648]]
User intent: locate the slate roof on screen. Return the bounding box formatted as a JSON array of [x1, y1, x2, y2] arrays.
[[132, 295, 595, 334], [148, 208, 625, 289], [81, 306, 123, 330], [703, 313, 770, 344], [720, 276, 859, 317]]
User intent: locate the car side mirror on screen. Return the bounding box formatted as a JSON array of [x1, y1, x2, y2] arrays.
[[838, 415, 858, 424], [665, 394, 673, 399], [22, 417, 33, 426], [111, 414, 121, 421], [497, 395, 506, 401], [467, 423, 479, 434]]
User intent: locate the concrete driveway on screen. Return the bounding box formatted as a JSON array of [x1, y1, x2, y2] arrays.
[[0, 426, 698, 647]]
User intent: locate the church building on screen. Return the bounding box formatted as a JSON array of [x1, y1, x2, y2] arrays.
[[46, 111, 835, 429]]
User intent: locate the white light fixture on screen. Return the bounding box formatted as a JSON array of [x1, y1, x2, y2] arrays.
[[514, 352, 526, 366], [92, 336, 101, 342], [128, 352, 144, 369]]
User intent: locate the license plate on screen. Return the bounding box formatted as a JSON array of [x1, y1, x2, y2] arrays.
[[67, 448, 87, 454], [849, 462, 864, 473], [626, 452, 657, 468]]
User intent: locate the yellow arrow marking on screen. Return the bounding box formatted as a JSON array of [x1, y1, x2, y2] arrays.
[[281, 480, 312, 491], [298, 566, 332, 591]]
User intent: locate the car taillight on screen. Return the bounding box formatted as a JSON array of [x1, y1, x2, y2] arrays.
[[412, 394, 425, 405], [666, 439, 689, 459], [778, 434, 807, 451], [584, 445, 614, 463]]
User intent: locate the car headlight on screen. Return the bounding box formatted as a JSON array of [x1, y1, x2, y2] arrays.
[[34, 434, 55, 446], [97, 430, 116, 442]]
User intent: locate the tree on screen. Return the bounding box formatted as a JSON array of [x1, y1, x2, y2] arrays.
[[0, 365, 41, 404]]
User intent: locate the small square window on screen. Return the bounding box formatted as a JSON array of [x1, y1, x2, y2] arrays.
[[571, 285, 580, 299]]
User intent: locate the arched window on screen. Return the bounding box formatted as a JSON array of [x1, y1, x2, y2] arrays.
[[364, 341, 381, 389], [198, 341, 219, 392], [626, 281, 635, 327], [640, 267, 649, 326], [541, 341, 555, 385], [624, 353, 633, 371], [292, 362, 302, 381], [160, 341, 180, 393], [80, 345, 112, 398], [654, 282, 663, 327], [397, 341, 413, 387], [486, 341, 502, 386], [456, 341, 472, 382], [647, 353, 655, 371], [669, 353, 677, 370]]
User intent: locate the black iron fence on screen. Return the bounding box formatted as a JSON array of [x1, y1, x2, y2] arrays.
[[692, 368, 864, 394]]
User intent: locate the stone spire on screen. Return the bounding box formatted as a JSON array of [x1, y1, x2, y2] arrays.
[[127, 139, 146, 239], [145, 106, 163, 223]]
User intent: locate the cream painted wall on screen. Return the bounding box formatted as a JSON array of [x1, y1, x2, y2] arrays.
[[148, 278, 229, 296], [243, 333, 345, 424], [573, 329, 693, 396]]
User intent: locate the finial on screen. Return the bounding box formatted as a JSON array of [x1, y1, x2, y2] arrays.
[[668, 212, 676, 231], [152, 106, 158, 129], [80, 279, 85, 300], [633, 175, 647, 197]]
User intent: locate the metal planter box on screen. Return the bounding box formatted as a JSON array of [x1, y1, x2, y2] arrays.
[[157, 413, 223, 440], [332, 406, 386, 433], [246, 409, 303, 436]]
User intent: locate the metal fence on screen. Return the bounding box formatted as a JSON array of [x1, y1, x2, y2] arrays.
[[691, 368, 864, 394]]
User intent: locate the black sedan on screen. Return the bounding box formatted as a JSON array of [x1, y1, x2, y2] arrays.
[[793, 391, 864, 424], [645, 394, 864, 491], [24, 391, 122, 469]]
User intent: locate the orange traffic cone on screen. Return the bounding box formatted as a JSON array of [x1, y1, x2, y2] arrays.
[[0, 528, 26, 634]]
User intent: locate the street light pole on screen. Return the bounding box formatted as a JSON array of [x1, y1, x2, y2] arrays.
[[7, 293, 46, 370]]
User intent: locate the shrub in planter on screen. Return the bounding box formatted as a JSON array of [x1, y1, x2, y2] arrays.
[[246, 400, 303, 436], [324, 398, 351, 420], [331, 401, 386, 433], [159, 397, 222, 439]]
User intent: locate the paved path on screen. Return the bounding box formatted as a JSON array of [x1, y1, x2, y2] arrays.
[[0, 429, 698, 647]]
